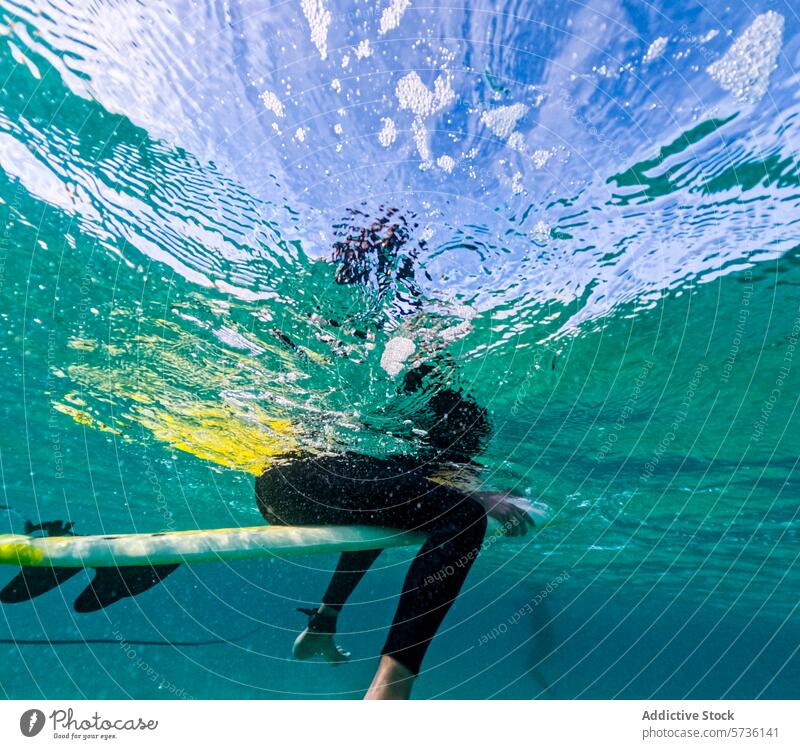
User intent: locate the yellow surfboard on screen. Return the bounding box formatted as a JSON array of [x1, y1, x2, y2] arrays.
[[0, 501, 552, 569]]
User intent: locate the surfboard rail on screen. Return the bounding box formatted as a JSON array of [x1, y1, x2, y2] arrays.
[[0, 501, 552, 568], [0, 526, 425, 568]]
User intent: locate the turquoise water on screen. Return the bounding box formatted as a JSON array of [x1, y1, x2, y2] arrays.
[[0, 0, 798, 698]]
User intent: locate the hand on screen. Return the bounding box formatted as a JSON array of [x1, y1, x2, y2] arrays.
[[474, 492, 536, 537]]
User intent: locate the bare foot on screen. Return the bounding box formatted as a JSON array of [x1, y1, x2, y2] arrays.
[[292, 627, 351, 665]]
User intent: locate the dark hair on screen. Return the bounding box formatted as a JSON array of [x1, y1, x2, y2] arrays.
[[422, 388, 490, 464], [402, 364, 490, 463], [331, 206, 423, 310]]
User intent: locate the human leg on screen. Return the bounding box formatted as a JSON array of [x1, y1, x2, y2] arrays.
[[292, 548, 382, 664], [256, 456, 488, 691]]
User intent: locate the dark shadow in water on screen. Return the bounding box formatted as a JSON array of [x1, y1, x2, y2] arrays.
[[526, 598, 558, 698], [0, 625, 264, 648]]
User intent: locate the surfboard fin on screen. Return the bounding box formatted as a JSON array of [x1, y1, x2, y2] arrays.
[[0, 566, 83, 603], [73, 564, 180, 613], [0, 518, 83, 604], [24, 520, 75, 537]]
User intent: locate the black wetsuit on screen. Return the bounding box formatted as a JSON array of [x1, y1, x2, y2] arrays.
[[256, 209, 492, 675], [255, 380, 491, 675], [256, 454, 486, 675]]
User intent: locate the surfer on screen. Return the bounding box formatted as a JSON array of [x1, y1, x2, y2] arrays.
[[0, 207, 535, 698], [256, 208, 535, 699]]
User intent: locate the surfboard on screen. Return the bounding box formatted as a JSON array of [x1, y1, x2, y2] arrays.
[[0, 500, 552, 569]]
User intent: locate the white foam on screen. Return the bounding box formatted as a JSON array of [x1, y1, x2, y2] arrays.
[[355, 39, 372, 59], [454, 304, 477, 321], [433, 75, 456, 110], [531, 148, 552, 168], [301, 0, 331, 60], [378, 117, 397, 147], [440, 305, 476, 342], [331, 78, 342, 92], [294, 127, 306, 142], [507, 132, 526, 152], [395, 72, 455, 162], [440, 320, 471, 342], [531, 220, 550, 242], [380, 337, 416, 376], [395, 71, 454, 118], [437, 154, 456, 173], [260, 90, 285, 117], [643, 36, 668, 64], [511, 171, 524, 194], [379, 0, 411, 35], [480, 102, 528, 139], [411, 118, 431, 163], [707, 11, 784, 104]]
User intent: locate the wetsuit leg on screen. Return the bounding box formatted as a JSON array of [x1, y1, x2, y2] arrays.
[[379, 492, 486, 674], [256, 456, 488, 675], [321, 549, 383, 613]]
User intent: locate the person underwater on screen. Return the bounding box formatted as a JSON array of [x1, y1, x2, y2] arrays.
[[0, 207, 537, 700], [256, 207, 536, 699]]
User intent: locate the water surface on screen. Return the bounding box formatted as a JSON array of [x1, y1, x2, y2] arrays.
[[0, 0, 798, 698]]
